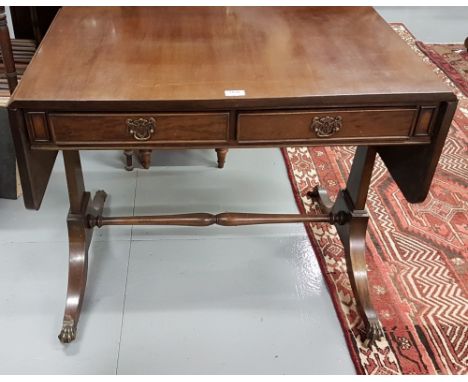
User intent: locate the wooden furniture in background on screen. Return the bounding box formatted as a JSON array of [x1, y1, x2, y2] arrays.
[[8, 7, 457, 346], [124, 147, 229, 170], [0, 6, 36, 199], [0, 8, 36, 94], [9, 6, 60, 44], [0, 7, 18, 93]]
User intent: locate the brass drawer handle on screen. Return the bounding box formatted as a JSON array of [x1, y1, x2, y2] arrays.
[[126, 117, 156, 141], [311, 116, 342, 138]]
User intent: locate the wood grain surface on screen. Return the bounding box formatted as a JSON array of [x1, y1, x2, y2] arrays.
[[10, 6, 454, 110]]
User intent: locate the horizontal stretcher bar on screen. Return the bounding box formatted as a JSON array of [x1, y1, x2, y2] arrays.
[[86, 212, 349, 228]]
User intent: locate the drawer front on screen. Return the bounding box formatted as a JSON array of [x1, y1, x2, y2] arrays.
[[47, 113, 229, 144], [237, 109, 418, 143]]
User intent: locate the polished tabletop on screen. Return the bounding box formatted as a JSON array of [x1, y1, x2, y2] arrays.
[[11, 6, 452, 109]]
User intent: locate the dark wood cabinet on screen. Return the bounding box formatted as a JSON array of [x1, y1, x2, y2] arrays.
[[9, 6, 59, 43]]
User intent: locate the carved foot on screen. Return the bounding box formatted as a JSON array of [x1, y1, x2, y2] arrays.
[[215, 148, 228, 169], [58, 316, 76, 343], [361, 318, 384, 347], [124, 150, 134, 171], [307, 185, 334, 213]]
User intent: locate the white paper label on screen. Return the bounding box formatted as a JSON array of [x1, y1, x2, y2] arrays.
[[224, 89, 246, 97]]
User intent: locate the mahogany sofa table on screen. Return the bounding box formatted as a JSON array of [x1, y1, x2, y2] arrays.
[[8, 7, 456, 345]]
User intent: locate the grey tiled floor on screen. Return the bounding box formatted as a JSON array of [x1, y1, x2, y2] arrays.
[[0, 150, 354, 374], [0, 6, 465, 375]]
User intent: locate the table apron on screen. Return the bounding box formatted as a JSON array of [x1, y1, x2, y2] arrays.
[[23, 105, 438, 149]]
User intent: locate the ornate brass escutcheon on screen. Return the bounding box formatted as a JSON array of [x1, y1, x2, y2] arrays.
[[126, 117, 156, 141], [311, 115, 342, 138]]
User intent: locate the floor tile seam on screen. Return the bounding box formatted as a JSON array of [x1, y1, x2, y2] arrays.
[[0, 239, 134, 245], [115, 169, 139, 374], [127, 232, 308, 242]]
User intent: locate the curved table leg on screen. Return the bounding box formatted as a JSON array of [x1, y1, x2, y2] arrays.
[[59, 151, 106, 343], [309, 146, 383, 346], [346, 211, 383, 346], [215, 148, 228, 169], [58, 209, 90, 343]]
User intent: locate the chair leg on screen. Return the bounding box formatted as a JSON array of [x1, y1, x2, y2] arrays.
[[137, 149, 152, 169], [123, 149, 152, 170], [215, 148, 228, 169], [124, 150, 134, 171], [125, 148, 228, 170]]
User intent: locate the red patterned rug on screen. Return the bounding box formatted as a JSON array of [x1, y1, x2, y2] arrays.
[[282, 24, 467, 375], [416, 41, 468, 97]]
